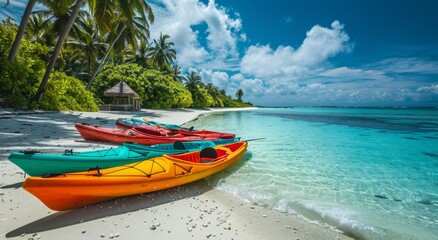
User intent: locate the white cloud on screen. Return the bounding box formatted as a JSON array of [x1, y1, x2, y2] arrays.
[[150, 0, 244, 69], [372, 58, 438, 74], [238, 76, 266, 96], [240, 20, 351, 80], [294, 21, 351, 66], [416, 84, 438, 94], [199, 69, 230, 90], [320, 67, 388, 81]]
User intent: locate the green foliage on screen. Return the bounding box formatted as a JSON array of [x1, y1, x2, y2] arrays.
[[92, 63, 147, 101], [190, 87, 214, 108], [0, 20, 98, 111], [236, 88, 244, 102], [205, 83, 224, 107], [93, 63, 192, 109], [216, 91, 252, 108], [0, 17, 251, 111], [0, 21, 47, 108], [40, 71, 98, 111]]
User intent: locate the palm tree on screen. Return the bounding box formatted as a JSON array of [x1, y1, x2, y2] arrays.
[[8, 0, 73, 60], [147, 33, 176, 71], [184, 71, 202, 91], [8, 0, 37, 60], [236, 88, 244, 102], [205, 83, 223, 107], [26, 12, 54, 45], [66, 11, 106, 82], [184, 71, 204, 107], [86, 10, 153, 89], [127, 41, 151, 67], [34, 0, 154, 101], [167, 65, 184, 83], [32, 0, 85, 102]]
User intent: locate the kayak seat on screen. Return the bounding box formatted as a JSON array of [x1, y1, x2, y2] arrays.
[[200, 147, 217, 159], [174, 141, 185, 150], [200, 148, 228, 163]]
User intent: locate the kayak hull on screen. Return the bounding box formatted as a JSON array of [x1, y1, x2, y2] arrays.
[[116, 119, 236, 139], [8, 140, 224, 176], [75, 123, 205, 145], [23, 142, 247, 211]]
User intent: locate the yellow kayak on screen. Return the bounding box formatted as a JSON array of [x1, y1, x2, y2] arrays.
[[23, 141, 248, 211]]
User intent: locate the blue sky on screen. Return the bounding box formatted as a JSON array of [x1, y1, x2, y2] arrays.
[[2, 0, 437, 106]]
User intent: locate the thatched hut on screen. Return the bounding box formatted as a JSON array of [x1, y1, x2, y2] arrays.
[[100, 81, 140, 111]]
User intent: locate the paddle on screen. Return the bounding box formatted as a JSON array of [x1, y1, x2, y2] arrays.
[[240, 137, 266, 142]]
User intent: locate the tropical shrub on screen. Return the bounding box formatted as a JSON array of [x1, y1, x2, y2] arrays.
[[0, 21, 48, 108], [93, 63, 192, 109], [40, 71, 98, 111], [190, 87, 214, 108], [0, 21, 98, 111]]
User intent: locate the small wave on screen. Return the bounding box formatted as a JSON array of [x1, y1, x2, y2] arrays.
[[274, 198, 385, 240]]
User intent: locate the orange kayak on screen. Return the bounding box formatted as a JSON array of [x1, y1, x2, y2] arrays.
[[75, 123, 205, 145], [23, 141, 248, 211]]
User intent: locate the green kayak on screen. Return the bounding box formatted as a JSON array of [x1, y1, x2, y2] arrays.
[[8, 140, 226, 176]]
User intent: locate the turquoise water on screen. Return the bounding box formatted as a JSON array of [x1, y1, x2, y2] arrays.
[[184, 108, 438, 240]]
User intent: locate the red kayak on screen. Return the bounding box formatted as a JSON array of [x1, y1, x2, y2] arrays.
[[75, 123, 205, 145], [115, 120, 235, 139]]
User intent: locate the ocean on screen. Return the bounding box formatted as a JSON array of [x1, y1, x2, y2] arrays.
[[183, 108, 438, 240]]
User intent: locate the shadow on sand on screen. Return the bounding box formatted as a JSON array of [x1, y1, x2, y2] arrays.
[[0, 111, 166, 155], [6, 180, 212, 237], [5, 152, 252, 238]]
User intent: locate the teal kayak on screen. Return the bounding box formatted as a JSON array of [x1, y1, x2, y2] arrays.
[[122, 138, 239, 152], [8, 140, 230, 176]]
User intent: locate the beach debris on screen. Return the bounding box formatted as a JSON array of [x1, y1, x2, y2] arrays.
[[262, 214, 267, 218], [82, 231, 86, 234], [100, 233, 105, 238], [150, 225, 157, 230]]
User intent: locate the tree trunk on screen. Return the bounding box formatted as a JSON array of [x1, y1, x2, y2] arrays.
[[86, 25, 126, 90], [33, 0, 85, 103], [8, 0, 36, 61]]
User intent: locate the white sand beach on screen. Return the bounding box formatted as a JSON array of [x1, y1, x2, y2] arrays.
[[0, 108, 353, 240]]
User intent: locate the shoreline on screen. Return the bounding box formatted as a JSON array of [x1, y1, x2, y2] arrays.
[[0, 108, 353, 240]]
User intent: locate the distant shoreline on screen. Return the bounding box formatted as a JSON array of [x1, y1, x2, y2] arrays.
[[255, 105, 437, 109]]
